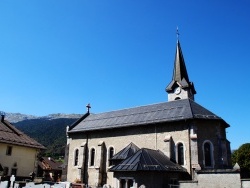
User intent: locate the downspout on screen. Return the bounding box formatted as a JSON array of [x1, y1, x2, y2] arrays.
[[82, 104, 91, 184], [34, 149, 39, 175], [155, 124, 157, 150], [187, 121, 193, 179], [187, 99, 195, 179], [83, 133, 89, 184]]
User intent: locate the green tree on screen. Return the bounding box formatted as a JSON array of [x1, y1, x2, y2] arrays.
[[232, 143, 250, 178]]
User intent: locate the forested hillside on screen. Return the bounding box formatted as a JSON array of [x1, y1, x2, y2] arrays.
[[14, 118, 78, 158]]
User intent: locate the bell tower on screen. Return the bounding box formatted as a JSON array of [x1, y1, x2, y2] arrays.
[[166, 38, 196, 101]]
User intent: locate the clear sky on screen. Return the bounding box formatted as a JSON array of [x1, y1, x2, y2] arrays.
[[0, 1, 249, 150]]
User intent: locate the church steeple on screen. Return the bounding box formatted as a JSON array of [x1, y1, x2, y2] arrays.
[[166, 39, 196, 101], [172, 40, 190, 85]]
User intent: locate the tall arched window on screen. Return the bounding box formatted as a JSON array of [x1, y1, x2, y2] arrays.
[[177, 143, 184, 165], [90, 148, 95, 166], [203, 141, 214, 167], [74, 149, 79, 166], [108, 147, 114, 166]]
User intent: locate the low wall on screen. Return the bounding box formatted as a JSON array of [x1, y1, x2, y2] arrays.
[[241, 179, 250, 188], [179, 180, 198, 188], [180, 169, 241, 188]]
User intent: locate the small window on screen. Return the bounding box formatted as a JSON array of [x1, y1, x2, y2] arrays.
[[127, 179, 133, 187], [11, 168, 17, 176], [177, 143, 184, 165], [108, 147, 114, 166], [90, 148, 95, 166], [6, 146, 12, 156], [204, 142, 212, 167], [169, 178, 179, 186], [3, 167, 9, 176], [74, 149, 79, 166], [120, 178, 134, 188], [120, 179, 126, 188]]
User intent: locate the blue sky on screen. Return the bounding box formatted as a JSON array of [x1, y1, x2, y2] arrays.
[[0, 1, 249, 150]]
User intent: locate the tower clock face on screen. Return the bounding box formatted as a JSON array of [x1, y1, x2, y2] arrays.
[[174, 87, 181, 95]]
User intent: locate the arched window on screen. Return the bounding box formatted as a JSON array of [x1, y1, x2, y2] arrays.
[[203, 141, 214, 167], [108, 147, 114, 166], [90, 148, 95, 166], [74, 149, 79, 166], [175, 97, 181, 100], [177, 143, 184, 165]]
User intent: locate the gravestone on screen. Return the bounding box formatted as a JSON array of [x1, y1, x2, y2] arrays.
[[0, 181, 8, 188]]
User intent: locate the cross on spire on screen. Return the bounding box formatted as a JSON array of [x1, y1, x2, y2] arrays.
[[176, 27, 180, 40], [86, 103, 91, 113]]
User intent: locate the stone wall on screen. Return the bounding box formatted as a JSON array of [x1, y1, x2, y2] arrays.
[[67, 118, 231, 187], [196, 120, 231, 169], [67, 122, 191, 186], [180, 170, 241, 188], [241, 179, 250, 188]]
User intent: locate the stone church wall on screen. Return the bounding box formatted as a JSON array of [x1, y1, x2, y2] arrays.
[[196, 120, 230, 169], [67, 121, 192, 186]]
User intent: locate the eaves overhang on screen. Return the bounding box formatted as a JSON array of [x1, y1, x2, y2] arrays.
[[67, 117, 228, 134], [67, 118, 192, 134], [0, 139, 46, 150], [68, 99, 229, 133]]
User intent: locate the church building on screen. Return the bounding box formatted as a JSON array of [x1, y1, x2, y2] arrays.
[[65, 38, 232, 188]]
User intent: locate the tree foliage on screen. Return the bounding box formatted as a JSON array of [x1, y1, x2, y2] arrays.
[[232, 143, 250, 178]]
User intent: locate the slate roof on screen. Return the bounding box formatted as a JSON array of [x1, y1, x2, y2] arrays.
[[0, 117, 45, 149], [110, 148, 186, 172], [68, 99, 228, 133], [111, 142, 140, 161]]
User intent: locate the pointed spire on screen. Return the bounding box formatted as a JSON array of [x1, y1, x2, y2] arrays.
[[172, 40, 190, 85], [166, 31, 196, 100]]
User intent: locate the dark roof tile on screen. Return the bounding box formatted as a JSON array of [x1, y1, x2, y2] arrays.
[[0, 119, 45, 149], [69, 99, 228, 133], [111, 142, 140, 161], [110, 148, 186, 172]]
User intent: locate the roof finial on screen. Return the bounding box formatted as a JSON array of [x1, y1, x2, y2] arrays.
[[86, 103, 91, 113], [176, 26, 180, 41]]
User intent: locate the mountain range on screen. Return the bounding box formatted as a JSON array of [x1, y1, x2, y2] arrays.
[[5, 112, 82, 123], [4, 112, 83, 158]]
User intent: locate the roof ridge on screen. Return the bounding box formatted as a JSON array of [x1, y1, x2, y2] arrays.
[[2, 120, 21, 136], [69, 112, 89, 131]]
